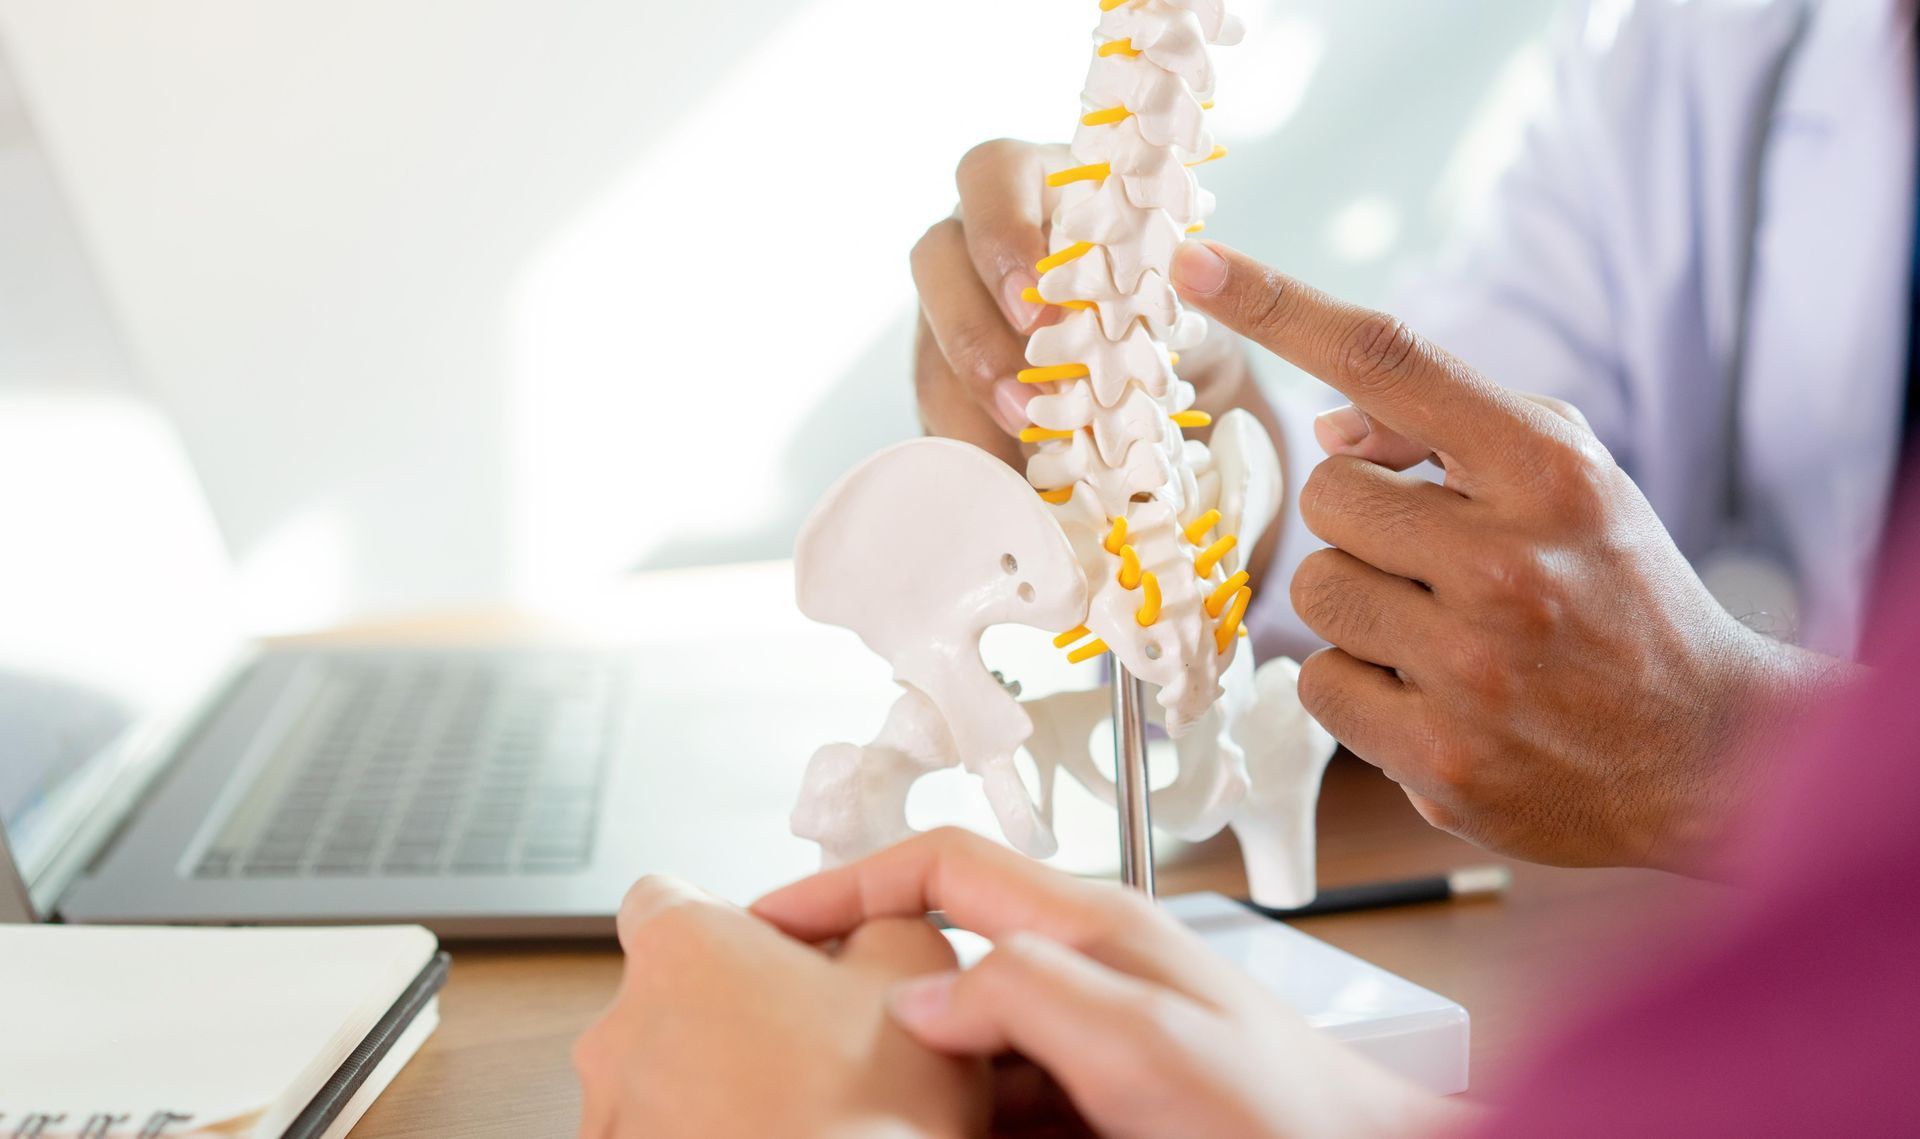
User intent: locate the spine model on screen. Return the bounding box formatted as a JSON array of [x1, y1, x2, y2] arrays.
[[1024, 0, 1249, 736], [789, 0, 1329, 905]]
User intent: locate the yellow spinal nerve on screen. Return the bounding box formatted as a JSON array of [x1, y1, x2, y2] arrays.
[[1026, 1, 1250, 702]]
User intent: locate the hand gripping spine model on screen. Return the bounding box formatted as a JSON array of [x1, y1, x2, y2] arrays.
[[791, 0, 1336, 908]]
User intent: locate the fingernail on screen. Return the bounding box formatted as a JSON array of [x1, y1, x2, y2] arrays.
[[1172, 241, 1230, 296], [1004, 272, 1045, 332], [993, 380, 1032, 436], [1316, 405, 1372, 451], [889, 972, 958, 1026]]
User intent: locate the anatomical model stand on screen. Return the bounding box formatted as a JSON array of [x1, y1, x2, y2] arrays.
[[1111, 664, 1154, 894], [785, 4, 1474, 1091]]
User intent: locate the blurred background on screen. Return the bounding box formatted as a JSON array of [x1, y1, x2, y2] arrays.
[[0, 0, 1557, 634]]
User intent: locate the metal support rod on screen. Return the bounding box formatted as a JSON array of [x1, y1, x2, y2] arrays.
[[1109, 656, 1156, 898]]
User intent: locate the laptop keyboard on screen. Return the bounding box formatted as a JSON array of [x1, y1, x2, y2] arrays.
[[193, 655, 622, 879]]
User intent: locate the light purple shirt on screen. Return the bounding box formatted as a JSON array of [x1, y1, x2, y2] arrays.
[[1253, 0, 1918, 662]]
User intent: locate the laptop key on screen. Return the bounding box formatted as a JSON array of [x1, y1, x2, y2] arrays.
[[196, 655, 619, 880]]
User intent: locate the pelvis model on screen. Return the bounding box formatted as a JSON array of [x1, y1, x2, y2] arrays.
[[790, 0, 1336, 908]]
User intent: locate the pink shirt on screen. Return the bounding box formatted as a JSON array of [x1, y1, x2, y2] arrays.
[[1477, 514, 1920, 1134]]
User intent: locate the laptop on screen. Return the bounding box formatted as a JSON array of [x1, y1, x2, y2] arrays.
[[0, 44, 822, 937]]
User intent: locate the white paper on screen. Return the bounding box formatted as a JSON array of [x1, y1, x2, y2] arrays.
[[0, 923, 437, 1137]]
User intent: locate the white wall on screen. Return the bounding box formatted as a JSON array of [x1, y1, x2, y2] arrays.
[[0, 1, 1555, 632]]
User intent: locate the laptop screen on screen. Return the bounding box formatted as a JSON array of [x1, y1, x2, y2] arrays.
[[0, 51, 243, 888]]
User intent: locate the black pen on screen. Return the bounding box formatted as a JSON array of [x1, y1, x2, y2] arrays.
[[1237, 866, 1512, 921]]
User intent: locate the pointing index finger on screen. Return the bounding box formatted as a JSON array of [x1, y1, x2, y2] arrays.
[[1172, 241, 1545, 472]]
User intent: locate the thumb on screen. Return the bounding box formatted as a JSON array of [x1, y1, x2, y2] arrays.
[[1315, 393, 1594, 471], [1313, 405, 1432, 471]]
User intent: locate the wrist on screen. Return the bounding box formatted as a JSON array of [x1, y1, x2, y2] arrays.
[[1640, 622, 1856, 877]]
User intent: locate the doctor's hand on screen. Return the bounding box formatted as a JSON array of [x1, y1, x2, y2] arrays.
[[1171, 240, 1848, 874], [574, 876, 989, 1139], [755, 829, 1466, 1139], [910, 139, 1277, 469]]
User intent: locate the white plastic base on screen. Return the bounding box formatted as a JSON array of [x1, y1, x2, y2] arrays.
[[1167, 892, 1471, 1095]]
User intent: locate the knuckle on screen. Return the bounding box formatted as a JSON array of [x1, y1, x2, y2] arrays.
[[1429, 750, 1476, 798], [940, 323, 1013, 388], [1407, 791, 1465, 834], [1290, 553, 1375, 641], [1297, 461, 1341, 532], [1287, 547, 1332, 611], [616, 874, 670, 931], [1337, 312, 1420, 393], [1029, 881, 1152, 950], [624, 871, 674, 900], [571, 1027, 610, 1082], [909, 218, 966, 292], [1301, 455, 1427, 541], [1465, 542, 1547, 602], [1462, 542, 1570, 636], [1296, 650, 1360, 737], [1442, 633, 1515, 708], [916, 825, 1005, 879], [1536, 434, 1614, 511], [1512, 577, 1570, 637], [1239, 268, 1293, 340], [1531, 394, 1584, 425], [1045, 883, 1161, 954], [1094, 883, 1162, 938], [616, 875, 706, 952], [1413, 710, 1475, 794], [956, 137, 1021, 185], [1297, 456, 1367, 537], [918, 824, 988, 857], [1543, 432, 1605, 482]]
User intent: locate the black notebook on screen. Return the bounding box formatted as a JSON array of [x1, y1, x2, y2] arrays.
[[0, 925, 448, 1139]]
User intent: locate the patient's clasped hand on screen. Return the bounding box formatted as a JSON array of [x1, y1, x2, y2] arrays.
[[575, 830, 1458, 1139]]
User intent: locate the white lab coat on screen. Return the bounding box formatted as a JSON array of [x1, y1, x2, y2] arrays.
[[1253, 0, 1918, 662]]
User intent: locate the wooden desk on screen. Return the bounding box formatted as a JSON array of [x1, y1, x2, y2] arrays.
[[349, 752, 1694, 1138], [288, 587, 1703, 1135]]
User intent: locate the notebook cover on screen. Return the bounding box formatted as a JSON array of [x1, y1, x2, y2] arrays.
[[279, 951, 452, 1139]]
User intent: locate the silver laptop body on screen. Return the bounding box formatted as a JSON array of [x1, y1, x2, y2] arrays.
[[0, 45, 809, 937]]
